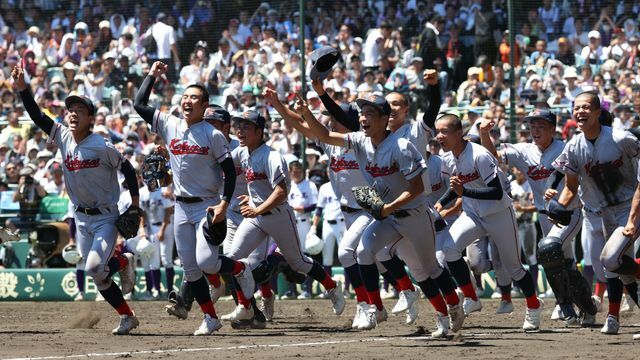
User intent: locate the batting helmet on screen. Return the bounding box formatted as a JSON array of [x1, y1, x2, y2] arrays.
[[305, 233, 324, 255], [62, 244, 82, 265], [135, 236, 155, 258]]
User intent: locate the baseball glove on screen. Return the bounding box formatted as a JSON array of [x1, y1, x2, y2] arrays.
[[352, 186, 386, 220], [546, 199, 573, 226], [203, 208, 226, 246], [116, 205, 143, 238]]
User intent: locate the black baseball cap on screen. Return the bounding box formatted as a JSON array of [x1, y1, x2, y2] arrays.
[[231, 110, 266, 129], [309, 46, 341, 81], [204, 107, 231, 123], [355, 94, 391, 115], [524, 108, 556, 125], [65, 95, 96, 116]]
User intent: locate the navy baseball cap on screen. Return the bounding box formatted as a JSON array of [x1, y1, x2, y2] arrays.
[[204, 107, 231, 123], [309, 46, 341, 81], [322, 103, 359, 124], [65, 95, 96, 116], [524, 108, 556, 125], [231, 110, 266, 129], [355, 94, 391, 115]]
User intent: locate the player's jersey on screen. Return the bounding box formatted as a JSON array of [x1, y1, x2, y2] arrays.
[[345, 131, 428, 210], [510, 179, 534, 222], [500, 139, 579, 210], [152, 110, 230, 198], [289, 179, 318, 213], [317, 142, 367, 208], [394, 120, 432, 157], [139, 186, 173, 225], [230, 146, 249, 213], [553, 126, 640, 211], [49, 122, 123, 208], [317, 182, 343, 221], [426, 154, 447, 207], [237, 143, 290, 208], [441, 141, 512, 217]]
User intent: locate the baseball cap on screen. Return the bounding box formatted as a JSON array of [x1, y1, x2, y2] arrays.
[[524, 108, 556, 125], [74, 22, 88, 33], [309, 46, 341, 81], [99, 20, 110, 29], [355, 94, 391, 115], [204, 107, 231, 123], [588, 30, 601, 39], [65, 95, 96, 116], [231, 110, 266, 129]]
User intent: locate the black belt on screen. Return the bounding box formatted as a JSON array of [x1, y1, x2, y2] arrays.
[[393, 210, 411, 218], [176, 196, 203, 203], [76, 206, 102, 215], [297, 218, 307, 223], [340, 205, 359, 213], [152, 222, 162, 226], [327, 219, 345, 225]]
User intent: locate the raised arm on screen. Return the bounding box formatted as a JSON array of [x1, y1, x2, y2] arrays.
[[420, 69, 442, 129], [478, 118, 501, 162], [264, 85, 316, 140], [294, 94, 346, 147], [312, 79, 359, 132], [12, 65, 54, 135], [134, 61, 167, 125]]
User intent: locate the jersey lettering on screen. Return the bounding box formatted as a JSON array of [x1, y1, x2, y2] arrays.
[[365, 162, 399, 177], [245, 168, 268, 182], [432, 182, 442, 192], [169, 138, 210, 155], [453, 171, 480, 184], [330, 156, 359, 172], [584, 156, 624, 176], [64, 154, 100, 171], [527, 165, 554, 180]]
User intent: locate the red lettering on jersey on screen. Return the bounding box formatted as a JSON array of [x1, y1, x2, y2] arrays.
[[64, 154, 100, 171], [245, 168, 268, 182], [169, 139, 210, 155], [330, 156, 359, 172], [365, 162, 399, 177], [453, 171, 480, 183], [584, 156, 624, 176], [432, 182, 442, 192], [527, 165, 554, 180], [235, 166, 244, 176]]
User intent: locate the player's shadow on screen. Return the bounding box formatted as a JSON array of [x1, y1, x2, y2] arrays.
[[0, 330, 62, 335], [390, 341, 494, 348]]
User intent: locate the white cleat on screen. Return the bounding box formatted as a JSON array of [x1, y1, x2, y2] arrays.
[[491, 289, 502, 299], [261, 295, 275, 322], [193, 314, 222, 336], [448, 291, 465, 332], [111, 314, 139, 335], [600, 315, 620, 335], [376, 306, 388, 324], [523, 298, 544, 332], [496, 300, 514, 314], [234, 263, 256, 300], [406, 301, 419, 325], [621, 294, 635, 313], [74, 292, 84, 301], [123, 292, 133, 301], [221, 304, 254, 321], [540, 287, 554, 299], [327, 279, 346, 315], [392, 289, 419, 314], [358, 305, 378, 330], [463, 297, 482, 316], [210, 284, 225, 304], [431, 311, 450, 338], [353, 302, 368, 329], [592, 296, 604, 313], [119, 253, 136, 294], [95, 292, 105, 302], [380, 289, 398, 299], [550, 304, 563, 320]]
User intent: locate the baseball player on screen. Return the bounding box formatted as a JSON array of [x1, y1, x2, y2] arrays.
[[551, 92, 640, 335], [478, 108, 598, 325], [300, 94, 464, 337], [221, 109, 346, 322], [434, 113, 544, 332], [311, 177, 346, 279], [13, 65, 140, 335], [133, 61, 255, 336]]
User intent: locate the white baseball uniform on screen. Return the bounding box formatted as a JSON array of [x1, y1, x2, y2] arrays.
[[316, 182, 346, 266], [288, 178, 318, 250], [140, 185, 174, 270]]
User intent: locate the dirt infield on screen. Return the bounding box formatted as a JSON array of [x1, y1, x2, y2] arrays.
[[1, 299, 639, 359]]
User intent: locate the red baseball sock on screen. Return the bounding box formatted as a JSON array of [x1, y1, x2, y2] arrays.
[[199, 300, 217, 318], [609, 302, 621, 318], [595, 281, 607, 298], [115, 302, 133, 316], [368, 290, 383, 310], [260, 283, 273, 298], [236, 289, 251, 309], [459, 283, 478, 301], [443, 290, 460, 306], [502, 292, 512, 303], [396, 275, 415, 292], [634, 259, 640, 278], [206, 273, 221, 288], [428, 294, 448, 315], [354, 285, 368, 303], [319, 274, 336, 290], [115, 255, 128, 271], [232, 261, 245, 276], [525, 295, 540, 309]]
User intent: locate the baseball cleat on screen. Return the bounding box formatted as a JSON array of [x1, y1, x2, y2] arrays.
[[353, 302, 368, 329], [550, 304, 563, 320], [380, 289, 398, 299], [112, 314, 139, 335], [592, 296, 604, 313], [193, 314, 222, 336], [123, 292, 133, 301], [621, 294, 635, 313], [579, 310, 596, 327], [491, 289, 502, 299], [234, 263, 256, 300], [327, 279, 346, 315], [231, 311, 267, 330], [600, 315, 620, 335], [406, 301, 419, 325], [462, 297, 482, 315], [392, 289, 419, 314], [357, 305, 378, 330], [496, 300, 514, 314], [221, 304, 254, 321], [522, 298, 544, 332], [95, 292, 105, 302], [210, 284, 225, 304], [138, 292, 154, 301], [260, 295, 275, 322], [431, 311, 450, 339], [74, 292, 85, 301], [119, 253, 136, 295], [449, 291, 465, 332], [297, 291, 312, 300], [165, 291, 189, 320]]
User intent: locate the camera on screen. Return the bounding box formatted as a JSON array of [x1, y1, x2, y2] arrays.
[[24, 176, 33, 184]]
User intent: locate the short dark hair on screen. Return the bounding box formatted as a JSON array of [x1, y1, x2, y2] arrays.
[[289, 160, 303, 170], [185, 84, 210, 102], [387, 92, 409, 107], [574, 91, 600, 109], [437, 113, 462, 131]]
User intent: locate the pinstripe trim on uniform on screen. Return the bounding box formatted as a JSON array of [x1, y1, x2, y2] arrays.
[[272, 172, 285, 187], [483, 173, 496, 183], [285, 207, 313, 266], [215, 151, 230, 162], [152, 110, 160, 133], [506, 206, 527, 277]]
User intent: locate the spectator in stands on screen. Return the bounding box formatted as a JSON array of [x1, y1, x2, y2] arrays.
[[6, 167, 46, 232], [43, 163, 64, 195], [146, 12, 181, 83], [3, 162, 20, 185]]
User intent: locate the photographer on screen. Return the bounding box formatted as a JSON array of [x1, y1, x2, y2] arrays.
[[6, 167, 47, 232]]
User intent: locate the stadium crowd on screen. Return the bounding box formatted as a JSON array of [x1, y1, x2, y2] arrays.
[[0, 0, 639, 304]]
